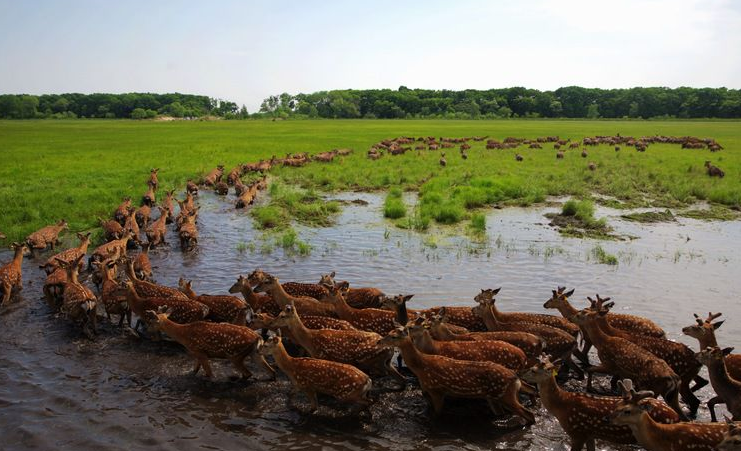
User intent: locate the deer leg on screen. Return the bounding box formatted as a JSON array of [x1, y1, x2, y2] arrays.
[[584, 437, 596, 451], [230, 355, 253, 380], [707, 395, 723, 422], [1, 283, 11, 305], [425, 390, 445, 417], [305, 390, 319, 413], [679, 376, 700, 417], [664, 387, 688, 421], [252, 351, 276, 381], [584, 364, 609, 393], [192, 358, 202, 376], [199, 357, 214, 379], [574, 337, 592, 366], [385, 358, 407, 387], [690, 374, 709, 392], [500, 382, 536, 425], [569, 437, 587, 451]]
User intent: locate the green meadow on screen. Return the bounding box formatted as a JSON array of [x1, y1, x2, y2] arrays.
[[1, 119, 739, 242]]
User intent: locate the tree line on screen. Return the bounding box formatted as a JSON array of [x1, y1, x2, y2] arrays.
[[258, 86, 741, 119], [0, 93, 248, 119]]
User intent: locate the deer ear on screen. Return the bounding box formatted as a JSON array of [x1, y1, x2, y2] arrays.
[[713, 320, 725, 330], [492, 287, 501, 295], [565, 288, 575, 297], [403, 294, 414, 302], [330, 271, 335, 278], [722, 347, 734, 356]]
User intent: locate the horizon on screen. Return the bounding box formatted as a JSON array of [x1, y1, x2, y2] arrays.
[[1, 0, 740, 112]]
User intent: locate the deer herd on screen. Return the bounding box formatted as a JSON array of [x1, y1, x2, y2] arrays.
[[0, 136, 738, 451]]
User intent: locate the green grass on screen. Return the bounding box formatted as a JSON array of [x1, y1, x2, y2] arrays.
[[591, 245, 619, 265], [1, 119, 740, 241], [384, 187, 406, 219], [252, 181, 339, 229], [621, 209, 676, 223]]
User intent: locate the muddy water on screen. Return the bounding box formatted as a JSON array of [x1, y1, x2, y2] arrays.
[[1, 192, 740, 451]]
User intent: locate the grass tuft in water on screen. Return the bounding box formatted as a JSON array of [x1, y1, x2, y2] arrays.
[[591, 245, 618, 265]]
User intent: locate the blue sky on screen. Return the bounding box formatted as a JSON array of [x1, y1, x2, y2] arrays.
[[1, 0, 739, 111]]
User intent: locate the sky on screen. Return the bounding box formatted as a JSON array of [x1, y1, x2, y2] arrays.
[[1, 0, 740, 111]]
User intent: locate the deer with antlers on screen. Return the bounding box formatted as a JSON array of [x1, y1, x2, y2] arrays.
[[718, 418, 741, 450], [319, 285, 397, 335], [696, 346, 741, 422], [124, 281, 208, 333], [683, 312, 741, 381], [228, 275, 281, 317], [250, 271, 336, 318], [320, 272, 386, 309], [377, 326, 535, 423], [476, 288, 580, 336], [178, 278, 248, 325]]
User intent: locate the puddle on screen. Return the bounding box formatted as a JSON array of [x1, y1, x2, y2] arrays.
[[1, 191, 740, 451]]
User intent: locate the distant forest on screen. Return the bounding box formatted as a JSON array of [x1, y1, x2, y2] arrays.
[[1, 86, 740, 120]]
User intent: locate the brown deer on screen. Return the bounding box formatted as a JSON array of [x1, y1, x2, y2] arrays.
[[56, 254, 98, 338], [40, 232, 92, 274], [1, 243, 29, 305], [178, 278, 248, 325], [186, 180, 199, 196], [87, 232, 130, 271], [377, 327, 535, 423], [379, 294, 419, 325], [609, 387, 736, 451], [178, 211, 198, 250], [133, 241, 153, 281], [269, 304, 404, 382], [147, 168, 159, 190], [228, 275, 281, 316], [124, 258, 189, 301], [203, 165, 224, 186], [96, 255, 130, 327], [706, 161, 725, 178], [124, 281, 208, 332], [515, 154, 523, 161], [26, 219, 68, 251], [145, 309, 274, 380], [145, 207, 168, 247], [588, 162, 597, 171], [696, 346, 741, 421], [123, 208, 141, 245], [259, 335, 372, 413], [43, 266, 68, 308], [521, 362, 679, 451], [475, 288, 579, 336], [683, 312, 741, 381], [162, 190, 176, 224], [581, 149, 588, 158], [425, 304, 486, 331], [718, 418, 741, 450], [251, 272, 336, 318], [142, 185, 156, 207], [407, 318, 526, 371], [100, 217, 124, 241], [439, 153, 447, 167], [114, 197, 132, 225], [0, 232, 5, 240], [134, 204, 151, 229], [226, 165, 243, 185], [235, 183, 258, 208], [247, 270, 329, 300], [571, 308, 687, 420], [319, 272, 385, 308], [215, 181, 229, 195], [556, 151, 565, 159], [319, 285, 396, 335]]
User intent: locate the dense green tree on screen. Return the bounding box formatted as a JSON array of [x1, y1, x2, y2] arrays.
[[130, 108, 147, 119]]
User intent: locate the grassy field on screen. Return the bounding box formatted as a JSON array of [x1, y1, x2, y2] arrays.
[[1, 119, 739, 242]]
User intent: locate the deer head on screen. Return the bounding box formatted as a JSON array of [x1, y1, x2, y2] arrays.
[[543, 286, 575, 309], [474, 288, 501, 305], [682, 312, 724, 340], [609, 379, 657, 426], [521, 355, 563, 384]]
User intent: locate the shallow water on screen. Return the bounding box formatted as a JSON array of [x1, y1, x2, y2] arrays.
[[1, 191, 740, 451]]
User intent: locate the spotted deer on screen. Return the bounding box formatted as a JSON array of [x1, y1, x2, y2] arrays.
[[380, 294, 419, 325], [475, 288, 580, 336], [259, 335, 372, 413], [26, 219, 68, 251], [147, 168, 159, 190], [407, 318, 527, 371], [377, 327, 535, 423], [593, 298, 705, 415], [178, 210, 198, 250], [204, 165, 224, 187], [0, 243, 29, 305], [162, 190, 176, 224], [43, 266, 67, 308], [251, 272, 336, 318], [572, 307, 687, 420], [696, 346, 741, 421], [269, 304, 404, 382], [145, 309, 274, 380], [41, 232, 93, 275], [683, 312, 741, 381], [123, 258, 190, 301], [124, 281, 208, 332], [178, 278, 248, 326], [186, 180, 199, 196], [96, 255, 130, 327], [718, 418, 741, 451], [100, 217, 124, 241], [123, 208, 141, 244], [56, 254, 98, 338], [319, 285, 396, 335], [132, 241, 153, 281], [319, 272, 386, 309], [135, 205, 151, 229], [609, 385, 737, 451], [114, 197, 132, 225], [521, 362, 679, 451], [145, 207, 168, 247], [424, 304, 486, 331], [142, 185, 156, 207], [228, 275, 281, 317], [87, 232, 130, 271]]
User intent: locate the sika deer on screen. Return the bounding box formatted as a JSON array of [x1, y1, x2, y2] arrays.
[[610, 387, 737, 451], [319, 272, 386, 309], [696, 347, 741, 421], [178, 210, 198, 250], [259, 335, 372, 413], [186, 180, 199, 196], [162, 190, 175, 224], [145, 309, 274, 380], [319, 285, 396, 335], [407, 319, 527, 371], [114, 197, 132, 225], [142, 185, 156, 207], [380, 294, 419, 325], [135, 204, 151, 229], [203, 165, 224, 186], [123, 208, 141, 245], [40, 232, 92, 275], [0, 243, 29, 305], [251, 272, 336, 318], [56, 255, 98, 338], [521, 362, 679, 451], [228, 275, 281, 316], [26, 219, 68, 251], [123, 258, 189, 301], [718, 418, 741, 451], [269, 304, 403, 382], [683, 312, 741, 381], [133, 241, 153, 281], [97, 255, 130, 327], [100, 217, 124, 241], [475, 288, 579, 336], [178, 278, 248, 325], [147, 168, 159, 190], [377, 327, 535, 423], [145, 207, 168, 247], [706, 161, 725, 178], [88, 232, 130, 271], [124, 281, 208, 332], [572, 308, 687, 420]]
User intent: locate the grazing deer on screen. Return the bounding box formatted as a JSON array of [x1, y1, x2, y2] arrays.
[[145, 207, 168, 247], [1, 243, 29, 305], [572, 308, 687, 420], [56, 255, 98, 338], [439, 153, 447, 167], [41, 232, 92, 275], [521, 362, 679, 451], [377, 327, 535, 423], [556, 151, 564, 159], [178, 279, 248, 325], [683, 312, 741, 381], [147, 168, 159, 190], [609, 386, 736, 451], [114, 197, 132, 225], [100, 217, 124, 241], [319, 285, 396, 335], [588, 162, 597, 171], [515, 154, 523, 161], [581, 149, 588, 158], [696, 347, 741, 421], [269, 304, 404, 382], [718, 418, 741, 451], [592, 298, 705, 416], [228, 275, 281, 316], [251, 272, 336, 318], [706, 161, 725, 178], [96, 255, 130, 327], [475, 288, 579, 336], [145, 309, 274, 380], [124, 281, 208, 332], [142, 185, 156, 207], [259, 335, 372, 413], [407, 319, 527, 371], [320, 272, 385, 309], [26, 219, 68, 251], [186, 179, 199, 196], [133, 241, 153, 281]]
